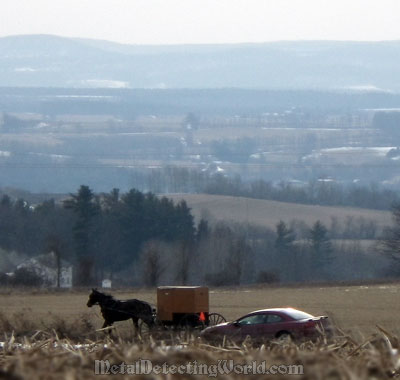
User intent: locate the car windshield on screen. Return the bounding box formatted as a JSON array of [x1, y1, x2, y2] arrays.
[[285, 309, 314, 320]]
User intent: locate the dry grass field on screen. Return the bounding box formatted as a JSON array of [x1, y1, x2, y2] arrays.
[[2, 284, 400, 379], [1, 283, 399, 338], [167, 193, 392, 230]]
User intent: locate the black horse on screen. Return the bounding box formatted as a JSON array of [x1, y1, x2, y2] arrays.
[[87, 289, 155, 331]]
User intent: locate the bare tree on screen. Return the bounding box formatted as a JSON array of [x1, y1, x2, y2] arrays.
[[140, 240, 165, 286], [46, 234, 64, 288], [380, 205, 400, 269], [174, 242, 191, 285], [226, 237, 248, 285]]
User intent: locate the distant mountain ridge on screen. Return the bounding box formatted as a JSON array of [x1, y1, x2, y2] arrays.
[[1, 34, 400, 90]]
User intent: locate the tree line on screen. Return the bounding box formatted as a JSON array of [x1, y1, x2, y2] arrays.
[[0, 186, 196, 286], [1, 184, 400, 287], [143, 167, 400, 210]]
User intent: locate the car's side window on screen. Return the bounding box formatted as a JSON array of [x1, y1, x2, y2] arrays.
[[238, 314, 268, 325], [267, 314, 283, 323]]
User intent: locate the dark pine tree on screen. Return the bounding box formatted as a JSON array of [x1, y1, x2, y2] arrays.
[[274, 221, 296, 281], [63, 185, 99, 286], [309, 220, 333, 275]]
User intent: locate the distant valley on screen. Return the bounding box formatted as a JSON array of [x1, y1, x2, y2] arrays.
[[1, 36, 400, 195]]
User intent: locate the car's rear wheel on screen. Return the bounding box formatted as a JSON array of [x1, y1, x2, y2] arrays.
[[276, 331, 292, 343]]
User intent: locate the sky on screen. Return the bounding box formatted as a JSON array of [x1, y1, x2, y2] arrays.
[[1, 0, 400, 45]]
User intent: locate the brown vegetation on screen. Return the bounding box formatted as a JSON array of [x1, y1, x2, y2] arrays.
[[1, 321, 400, 379], [1, 285, 400, 378], [1, 284, 400, 338]]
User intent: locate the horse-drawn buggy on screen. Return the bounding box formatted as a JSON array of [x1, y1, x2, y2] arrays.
[[156, 286, 225, 326], [87, 286, 226, 338], [139, 286, 226, 337]]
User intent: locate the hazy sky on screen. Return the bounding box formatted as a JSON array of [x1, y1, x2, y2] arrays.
[[2, 0, 400, 45]]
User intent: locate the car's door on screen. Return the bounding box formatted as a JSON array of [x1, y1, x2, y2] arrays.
[[236, 314, 269, 341], [256, 313, 285, 339]]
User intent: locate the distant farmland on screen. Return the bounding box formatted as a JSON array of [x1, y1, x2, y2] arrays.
[[167, 193, 392, 230]]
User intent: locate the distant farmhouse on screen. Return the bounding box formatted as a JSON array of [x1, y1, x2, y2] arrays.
[[16, 252, 73, 288]]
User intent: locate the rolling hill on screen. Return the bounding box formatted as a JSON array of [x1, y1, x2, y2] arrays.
[[1, 35, 400, 91], [167, 193, 392, 230]]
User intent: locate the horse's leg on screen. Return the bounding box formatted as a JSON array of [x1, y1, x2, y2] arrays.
[[102, 320, 109, 329], [102, 320, 113, 336], [132, 317, 139, 335]]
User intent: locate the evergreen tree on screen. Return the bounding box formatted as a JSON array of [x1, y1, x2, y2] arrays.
[[119, 188, 146, 262], [309, 220, 333, 272], [0, 195, 14, 251], [196, 219, 210, 242], [275, 221, 295, 252], [0, 186, 201, 286], [174, 200, 195, 243], [63, 185, 99, 285], [274, 221, 296, 281]]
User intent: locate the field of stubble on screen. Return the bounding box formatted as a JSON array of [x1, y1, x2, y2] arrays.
[[1, 283, 400, 379]]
